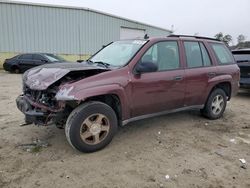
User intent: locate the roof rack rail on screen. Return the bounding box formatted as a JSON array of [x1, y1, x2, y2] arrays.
[[168, 34, 220, 41]]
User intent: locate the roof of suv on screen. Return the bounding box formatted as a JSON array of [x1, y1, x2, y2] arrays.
[[167, 34, 220, 42], [143, 35, 221, 43]]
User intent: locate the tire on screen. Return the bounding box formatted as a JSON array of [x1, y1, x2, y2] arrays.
[[202, 88, 227, 120], [65, 101, 118, 153], [11, 66, 20, 74]]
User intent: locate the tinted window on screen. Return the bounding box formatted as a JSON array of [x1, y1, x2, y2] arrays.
[[211, 43, 234, 64], [184, 42, 212, 68], [184, 42, 203, 68], [141, 41, 180, 71], [33, 54, 46, 61], [200, 43, 212, 66], [19, 54, 32, 60]]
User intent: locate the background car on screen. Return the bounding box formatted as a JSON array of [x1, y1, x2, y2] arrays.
[[3, 53, 66, 73], [232, 48, 250, 88]]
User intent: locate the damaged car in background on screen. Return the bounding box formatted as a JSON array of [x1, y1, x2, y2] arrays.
[[16, 36, 240, 153]]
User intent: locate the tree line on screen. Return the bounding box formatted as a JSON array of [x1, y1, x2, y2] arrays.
[[214, 32, 248, 48]]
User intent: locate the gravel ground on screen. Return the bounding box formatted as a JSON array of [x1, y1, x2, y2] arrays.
[[0, 70, 249, 188]]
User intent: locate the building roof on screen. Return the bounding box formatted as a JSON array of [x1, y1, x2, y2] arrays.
[[0, 0, 171, 32]]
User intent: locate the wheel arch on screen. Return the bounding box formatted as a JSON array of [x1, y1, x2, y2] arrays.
[[10, 64, 20, 73], [84, 94, 123, 126], [206, 81, 232, 103]]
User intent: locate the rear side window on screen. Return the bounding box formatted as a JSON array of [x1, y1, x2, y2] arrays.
[[211, 43, 234, 64], [19, 54, 32, 60], [33, 54, 46, 61], [200, 43, 211, 66], [184, 41, 211, 68]]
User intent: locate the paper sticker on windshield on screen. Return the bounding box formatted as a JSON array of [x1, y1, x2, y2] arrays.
[[132, 40, 146, 45]]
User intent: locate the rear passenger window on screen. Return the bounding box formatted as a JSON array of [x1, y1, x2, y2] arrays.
[[200, 43, 211, 66], [211, 43, 234, 64], [184, 42, 203, 68], [33, 54, 46, 61], [19, 54, 33, 60], [184, 42, 211, 68]]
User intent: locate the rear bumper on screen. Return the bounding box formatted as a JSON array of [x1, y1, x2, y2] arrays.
[[240, 77, 250, 89]]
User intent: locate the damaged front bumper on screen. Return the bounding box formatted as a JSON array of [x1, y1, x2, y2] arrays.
[[16, 95, 64, 125]]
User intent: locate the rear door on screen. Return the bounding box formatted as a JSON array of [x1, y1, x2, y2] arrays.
[[32, 54, 48, 67], [183, 41, 217, 106], [18, 54, 34, 71], [130, 40, 186, 117]]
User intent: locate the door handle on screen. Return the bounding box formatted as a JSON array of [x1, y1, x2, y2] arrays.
[[208, 72, 216, 77], [173, 75, 183, 81]]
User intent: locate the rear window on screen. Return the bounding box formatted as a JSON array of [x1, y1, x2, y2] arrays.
[[232, 51, 250, 63], [211, 43, 234, 64]]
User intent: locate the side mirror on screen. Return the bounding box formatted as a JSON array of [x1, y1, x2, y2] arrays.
[[135, 61, 158, 74]]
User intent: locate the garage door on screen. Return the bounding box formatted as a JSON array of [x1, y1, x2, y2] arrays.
[[120, 27, 145, 40]]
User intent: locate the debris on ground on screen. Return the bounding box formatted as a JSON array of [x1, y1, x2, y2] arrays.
[[242, 126, 250, 129], [17, 139, 50, 153], [236, 137, 250, 144], [165, 175, 170, 180], [218, 144, 228, 148], [215, 150, 224, 157], [239, 158, 246, 164], [239, 158, 247, 169], [229, 138, 236, 144], [19, 122, 32, 127]]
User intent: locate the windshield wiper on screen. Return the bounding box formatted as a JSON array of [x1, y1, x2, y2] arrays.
[[87, 60, 110, 68]]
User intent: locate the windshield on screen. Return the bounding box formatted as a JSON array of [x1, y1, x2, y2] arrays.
[[44, 54, 65, 62], [89, 40, 147, 67]]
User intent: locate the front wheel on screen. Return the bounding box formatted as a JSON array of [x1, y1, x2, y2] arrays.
[[11, 66, 21, 74], [201, 88, 227, 120], [65, 101, 118, 153]]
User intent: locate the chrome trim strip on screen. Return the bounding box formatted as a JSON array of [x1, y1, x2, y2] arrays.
[[122, 105, 204, 126]]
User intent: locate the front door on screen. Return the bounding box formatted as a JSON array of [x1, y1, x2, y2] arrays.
[[130, 41, 186, 117]]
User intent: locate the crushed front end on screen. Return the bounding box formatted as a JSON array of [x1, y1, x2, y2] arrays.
[[16, 86, 67, 126], [16, 63, 109, 126]]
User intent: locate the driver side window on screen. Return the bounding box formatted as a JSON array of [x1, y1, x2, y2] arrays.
[[141, 41, 180, 71]]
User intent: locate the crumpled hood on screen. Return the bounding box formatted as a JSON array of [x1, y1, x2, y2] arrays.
[[23, 62, 108, 90]]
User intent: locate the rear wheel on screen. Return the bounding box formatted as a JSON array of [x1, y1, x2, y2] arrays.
[[201, 88, 227, 120], [65, 101, 118, 153]]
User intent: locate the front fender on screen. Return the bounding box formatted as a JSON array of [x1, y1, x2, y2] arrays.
[[56, 84, 130, 120]]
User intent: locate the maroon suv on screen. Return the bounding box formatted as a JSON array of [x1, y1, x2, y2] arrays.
[[16, 35, 240, 152]]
